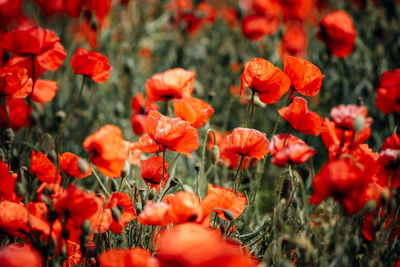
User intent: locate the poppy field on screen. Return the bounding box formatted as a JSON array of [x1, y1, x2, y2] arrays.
[[0, 0, 400, 266]]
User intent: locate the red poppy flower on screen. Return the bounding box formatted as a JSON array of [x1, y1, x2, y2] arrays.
[[0, 243, 43, 267], [0, 159, 20, 202], [98, 247, 159, 267], [284, 56, 325, 96], [241, 14, 279, 40], [223, 127, 269, 160], [167, 191, 202, 223], [138, 201, 173, 226], [31, 79, 58, 103], [87, 197, 112, 233], [145, 68, 195, 104], [280, 22, 308, 60], [141, 156, 169, 191], [173, 97, 214, 128], [146, 110, 199, 158], [382, 133, 400, 150], [201, 184, 247, 221], [59, 152, 92, 179], [230, 85, 249, 104], [106, 192, 137, 234], [376, 69, 400, 114], [71, 47, 112, 83], [330, 104, 372, 130], [278, 97, 323, 136], [83, 124, 127, 178], [53, 184, 100, 226], [269, 134, 316, 167], [280, 0, 316, 22], [136, 133, 165, 154], [318, 10, 357, 58], [31, 150, 62, 184], [0, 98, 31, 131], [1, 26, 66, 72], [240, 58, 290, 104], [130, 93, 158, 135], [376, 147, 400, 188], [0, 65, 32, 98], [156, 223, 258, 267]]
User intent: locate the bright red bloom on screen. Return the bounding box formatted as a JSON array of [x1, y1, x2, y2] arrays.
[[269, 134, 316, 167], [0, 98, 31, 131], [53, 184, 100, 226], [173, 97, 214, 128], [83, 124, 127, 178], [330, 104, 372, 130], [59, 152, 92, 179], [167, 191, 203, 223], [31, 150, 61, 184], [284, 56, 325, 96], [318, 10, 357, 58], [201, 184, 247, 221], [130, 93, 158, 135], [138, 201, 173, 226], [71, 47, 112, 83], [241, 14, 279, 40], [106, 192, 137, 233], [1, 26, 66, 72], [98, 247, 159, 267], [280, 22, 308, 60], [146, 110, 199, 158], [0, 65, 32, 98], [382, 133, 400, 150], [0, 159, 20, 202], [145, 68, 195, 104], [0, 243, 43, 267], [141, 156, 169, 191], [31, 79, 58, 103], [376, 69, 400, 114], [278, 97, 323, 136], [280, 0, 316, 22], [240, 58, 290, 104], [156, 223, 257, 267], [223, 127, 269, 160]]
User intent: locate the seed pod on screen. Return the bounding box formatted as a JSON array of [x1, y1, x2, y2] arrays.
[[211, 145, 219, 165], [78, 158, 90, 174], [111, 207, 121, 222], [81, 220, 92, 235], [55, 110, 66, 123], [223, 209, 234, 221], [148, 188, 156, 201], [15, 183, 25, 198], [363, 200, 376, 213], [353, 115, 365, 133], [194, 162, 201, 173]]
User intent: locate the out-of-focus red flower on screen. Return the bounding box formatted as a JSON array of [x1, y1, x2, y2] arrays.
[[70, 18, 98, 50], [0, 243, 43, 267], [173, 97, 214, 128], [201, 184, 247, 221], [280, 22, 308, 60], [156, 223, 258, 267], [269, 134, 316, 167], [71, 47, 112, 83], [1, 26, 66, 73], [54, 184, 100, 226], [31, 79, 58, 103], [98, 247, 159, 267], [376, 69, 400, 114], [280, 0, 316, 22], [376, 134, 400, 188], [59, 152, 92, 179], [145, 68, 195, 104], [146, 110, 199, 158], [318, 10, 357, 58], [166, 191, 202, 223], [220, 7, 238, 28], [0, 65, 32, 98], [87, 197, 112, 233], [138, 201, 173, 226], [141, 156, 169, 191], [0, 98, 31, 131], [106, 192, 137, 233], [223, 127, 269, 160], [136, 133, 165, 154], [0, 0, 24, 28], [230, 85, 249, 104], [241, 58, 290, 104], [241, 14, 279, 40], [284, 56, 325, 96], [0, 159, 20, 202], [130, 93, 158, 135], [165, 0, 193, 21], [330, 104, 372, 130], [31, 150, 62, 184], [278, 97, 323, 136], [83, 124, 127, 178]]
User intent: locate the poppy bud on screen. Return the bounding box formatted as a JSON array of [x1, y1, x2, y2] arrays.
[[134, 202, 142, 214], [82, 220, 92, 235], [78, 158, 90, 175], [114, 102, 124, 117], [211, 145, 219, 165], [3, 128, 14, 145], [61, 244, 68, 259], [48, 150, 57, 162], [194, 162, 201, 173], [56, 110, 66, 123], [223, 209, 235, 221], [148, 188, 156, 200], [15, 182, 25, 198], [111, 207, 121, 222], [381, 188, 390, 205], [363, 200, 376, 213], [139, 188, 146, 200], [353, 115, 365, 133], [170, 177, 181, 187]]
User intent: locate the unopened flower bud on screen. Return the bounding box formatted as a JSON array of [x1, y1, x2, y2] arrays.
[[56, 110, 66, 123], [211, 145, 219, 165], [15, 183, 25, 198], [111, 207, 121, 222], [121, 161, 130, 178], [194, 162, 201, 173], [148, 188, 156, 200], [78, 158, 90, 174], [353, 115, 365, 133], [170, 177, 181, 187], [61, 244, 68, 258], [363, 200, 376, 213], [81, 220, 92, 235], [223, 209, 234, 221], [48, 150, 57, 162], [381, 188, 390, 205]]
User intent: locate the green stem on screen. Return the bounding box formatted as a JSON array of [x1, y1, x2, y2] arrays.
[[247, 90, 256, 128], [233, 155, 245, 194], [91, 165, 110, 198], [197, 129, 216, 198]]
